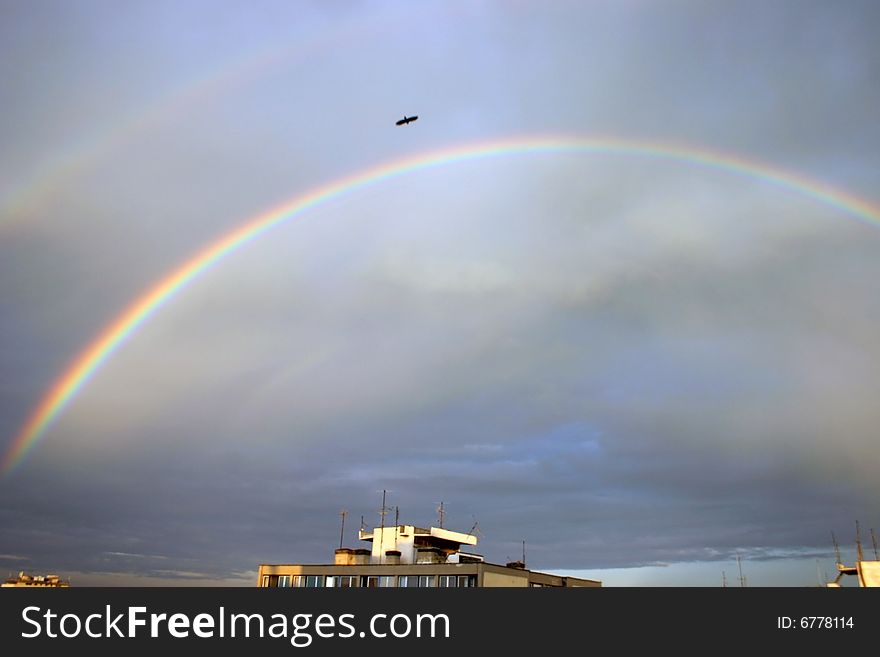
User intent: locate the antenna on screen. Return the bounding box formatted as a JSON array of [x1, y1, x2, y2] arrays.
[[736, 555, 746, 588], [339, 509, 347, 550], [855, 520, 864, 563], [437, 501, 445, 529], [522, 540, 527, 568], [722, 571, 727, 588], [831, 531, 842, 566], [871, 528, 879, 560], [379, 490, 388, 531], [360, 515, 365, 532]]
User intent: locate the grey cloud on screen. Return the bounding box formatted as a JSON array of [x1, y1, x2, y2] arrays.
[[2, 1, 878, 586]]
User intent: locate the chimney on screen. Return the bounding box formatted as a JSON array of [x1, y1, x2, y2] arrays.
[[416, 547, 444, 564], [352, 549, 371, 565], [334, 548, 355, 566]]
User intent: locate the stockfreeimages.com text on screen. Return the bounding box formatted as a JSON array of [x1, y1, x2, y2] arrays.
[[21, 605, 450, 647]]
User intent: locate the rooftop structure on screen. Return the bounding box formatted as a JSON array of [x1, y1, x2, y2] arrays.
[[2, 571, 70, 588], [826, 559, 880, 588], [825, 524, 879, 588], [357, 524, 480, 565]]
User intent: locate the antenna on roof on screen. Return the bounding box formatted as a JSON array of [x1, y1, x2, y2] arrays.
[[522, 540, 527, 568], [832, 531, 842, 566], [360, 515, 365, 532], [855, 520, 864, 563], [721, 571, 727, 588], [736, 554, 746, 587], [379, 490, 388, 532], [467, 516, 480, 537], [437, 501, 445, 528], [339, 509, 347, 550], [871, 528, 879, 560]]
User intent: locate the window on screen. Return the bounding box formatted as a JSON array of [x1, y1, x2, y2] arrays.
[[398, 575, 436, 587], [365, 576, 395, 588], [261, 575, 270, 588], [292, 575, 325, 588], [278, 575, 291, 588], [458, 575, 476, 587], [328, 576, 358, 588], [438, 575, 457, 588]]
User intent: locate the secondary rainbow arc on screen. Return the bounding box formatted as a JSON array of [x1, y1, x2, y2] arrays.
[[4, 134, 879, 474]]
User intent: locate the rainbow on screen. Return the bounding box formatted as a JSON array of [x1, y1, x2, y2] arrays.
[[4, 134, 880, 474]]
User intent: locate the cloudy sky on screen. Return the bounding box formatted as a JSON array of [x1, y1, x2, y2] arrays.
[[1, 0, 878, 587]]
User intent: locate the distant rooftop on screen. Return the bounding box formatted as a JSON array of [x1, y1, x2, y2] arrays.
[[2, 571, 70, 587]]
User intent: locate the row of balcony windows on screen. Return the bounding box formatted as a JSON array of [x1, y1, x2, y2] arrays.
[[261, 574, 477, 588]]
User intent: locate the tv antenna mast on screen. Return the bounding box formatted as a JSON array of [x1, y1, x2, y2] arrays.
[[437, 501, 446, 529], [832, 531, 843, 567], [338, 509, 347, 549], [736, 555, 747, 587], [378, 489, 389, 531], [855, 520, 864, 563], [467, 516, 481, 538]]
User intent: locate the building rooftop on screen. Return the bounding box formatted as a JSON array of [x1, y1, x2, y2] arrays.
[[257, 516, 602, 587], [2, 571, 70, 587]]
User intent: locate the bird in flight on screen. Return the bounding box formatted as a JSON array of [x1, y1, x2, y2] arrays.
[[395, 115, 418, 126]]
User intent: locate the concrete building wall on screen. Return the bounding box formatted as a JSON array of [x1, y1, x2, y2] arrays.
[[481, 570, 529, 587], [858, 561, 880, 587], [370, 526, 416, 563], [257, 562, 600, 588]]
